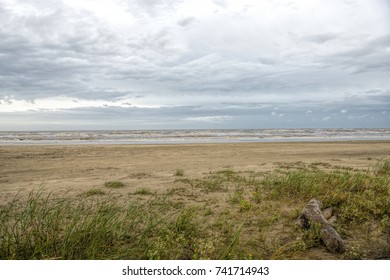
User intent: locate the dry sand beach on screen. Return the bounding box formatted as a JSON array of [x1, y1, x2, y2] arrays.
[[1, 141, 389, 196], [1, 141, 389, 260]]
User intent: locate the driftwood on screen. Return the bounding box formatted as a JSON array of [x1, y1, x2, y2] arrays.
[[297, 198, 345, 253]]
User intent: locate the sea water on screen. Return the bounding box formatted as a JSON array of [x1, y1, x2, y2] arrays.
[[0, 129, 389, 145]]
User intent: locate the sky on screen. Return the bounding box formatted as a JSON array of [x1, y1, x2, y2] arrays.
[[0, 0, 389, 130]]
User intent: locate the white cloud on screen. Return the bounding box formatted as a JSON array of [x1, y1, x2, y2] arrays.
[[348, 114, 368, 120], [184, 115, 233, 123], [0, 95, 166, 112], [65, 0, 135, 26]]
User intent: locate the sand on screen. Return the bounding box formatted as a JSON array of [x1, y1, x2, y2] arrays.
[[1, 141, 389, 197]]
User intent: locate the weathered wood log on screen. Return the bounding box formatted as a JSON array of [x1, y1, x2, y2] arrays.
[[297, 198, 345, 253], [322, 207, 333, 220]]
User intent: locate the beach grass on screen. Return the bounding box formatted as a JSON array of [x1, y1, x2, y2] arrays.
[[132, 188, 153, 195], [83, 189, 106, 197], [175, 169, 185, 177], [0, 161, 389, 260], [104, 181, 125, 189]]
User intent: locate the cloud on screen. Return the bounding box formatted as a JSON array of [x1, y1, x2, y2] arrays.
[[177, 17, 196, 27], [304, 32, 339, 44], [212, 0, 228, 8], [319, 34, 390, 74], [0, 0, 389, 130], [348, 114, 368, 120], [0, 95, 140, 113], [184, 115, 233, 123]]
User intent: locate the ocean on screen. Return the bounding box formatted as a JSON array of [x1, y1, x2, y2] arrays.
[[0, 129, 389, 145]]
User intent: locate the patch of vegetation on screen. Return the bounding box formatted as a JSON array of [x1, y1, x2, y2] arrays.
[[165, 187, 183, 196], [373, 160, 390, 176], [0, 190, 242, 260], [308, 161, 332, 170], [228, 185, 244, 205], [131, 172, 151, 179], [1, 161, 388, 260], [83, 189, 106, 197], [174, 169, 184, 177], [104, 181, 125, 189], [257, 168, 389, 225], [204, 208, 214, 216], [238, 199, 252, 212], [132, 188, 152, 195], [180, 169, 247, 193]]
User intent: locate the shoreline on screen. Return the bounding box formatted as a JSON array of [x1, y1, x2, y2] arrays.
[[1, 139, 390, 147]]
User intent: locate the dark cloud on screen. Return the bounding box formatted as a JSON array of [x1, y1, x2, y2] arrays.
[[304, 32, 339, 44], [320, 34, 390, 74], [177, 17, 196, 27]]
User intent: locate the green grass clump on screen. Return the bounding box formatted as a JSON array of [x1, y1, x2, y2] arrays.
[[182, 170, 245, 193], [257, 168, 389, 224], [131, 172, 151, 179], [228, 186, 244, 204], [0, 190, 118, 259], [83, 189, 106, 197], [174, 169, 184, 177], [0, 191, 240, 260], [133, 188, 152, 195], [104, 181, 124, 189], [373, 160, 390, 176]]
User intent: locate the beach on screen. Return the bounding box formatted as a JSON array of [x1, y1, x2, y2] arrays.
[[1, 141, 389, 197], [1, 141, 389, 260]]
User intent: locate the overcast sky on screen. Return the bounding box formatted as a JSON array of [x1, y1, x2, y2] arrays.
[[0, 0, 389, 130]]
